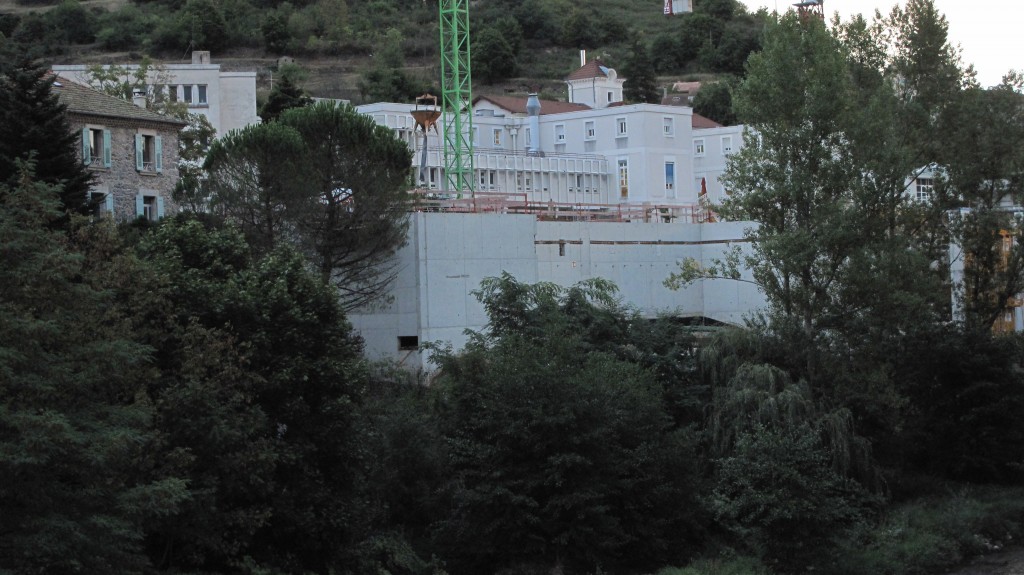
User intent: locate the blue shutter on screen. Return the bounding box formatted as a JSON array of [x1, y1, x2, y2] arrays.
[[155, 136, 163, 173], [82, 128, 91, 165], [135, 134, 144, 171], [156, 196, 165, 219], [136, 194, 144, 217], [102, 130, 111, 168]]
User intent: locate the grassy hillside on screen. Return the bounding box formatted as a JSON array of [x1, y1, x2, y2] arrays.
[[3, 0, 763, 104]]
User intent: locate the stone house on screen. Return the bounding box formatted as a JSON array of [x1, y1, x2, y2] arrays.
[[53, 77, 185, 221]]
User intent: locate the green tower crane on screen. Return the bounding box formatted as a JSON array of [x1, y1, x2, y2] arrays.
[[439, 0, 474, 195]]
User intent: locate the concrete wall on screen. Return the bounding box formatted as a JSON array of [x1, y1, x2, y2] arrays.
[[349, 213, 765, 369]]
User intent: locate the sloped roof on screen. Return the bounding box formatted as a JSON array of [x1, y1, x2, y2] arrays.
[[692, 113, 723, 129], [565, 59, 612, 81], [473, 95, 591, 115], [52, 77, 185, 127]]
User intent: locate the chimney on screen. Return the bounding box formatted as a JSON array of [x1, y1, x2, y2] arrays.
[[580, 49, 587, 67], [132, 88, 146, 108], [526, 93, 541, 153], [192, 51, 211, 65]]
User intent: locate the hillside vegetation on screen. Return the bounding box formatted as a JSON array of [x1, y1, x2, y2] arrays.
[[1, 0, 765, 103]]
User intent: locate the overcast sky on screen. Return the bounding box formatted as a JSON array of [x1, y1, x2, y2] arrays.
[[736, 0, 1021, 87]]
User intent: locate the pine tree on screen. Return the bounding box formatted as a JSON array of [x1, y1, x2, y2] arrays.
[[0, 49, 92, 216], [623, 37, 660, 104]]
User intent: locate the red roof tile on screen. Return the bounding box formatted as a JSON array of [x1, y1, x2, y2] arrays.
[[565, 59, 611, 81], [473, 95, 591, 115], [692, 113, 723, 129]]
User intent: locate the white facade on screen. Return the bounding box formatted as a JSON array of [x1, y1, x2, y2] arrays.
[[692, 125, 743, 204], [358, 99, 744, 209], [53, 51, 259, 138], [349, 213, 766, 369]]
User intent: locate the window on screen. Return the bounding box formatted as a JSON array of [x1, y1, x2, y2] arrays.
[[492, 128, 502, 147], [665, 161, 676, 198], [607, 91, 613, 103], [89, 190, 113, 217], [585, 121, 595, 140], [616, 117, 628, 137], [136, 192, 164, 221], [398, 336, 419, 351], [168, 85, 178, 102], [722, 136, 733, 154], [197, 85, 208, 105], [694, 139, 706, 157], [663, 117, 675, 137], [182, 85, 193, 104], [915, 177, 934, 202], [479, 170, 495, 189], [472, 126, 479, 145], [618, 159, 629, 198], [82, 127, 111, 168], [555, 124, 566, 143], [135, 133, 163, 173]]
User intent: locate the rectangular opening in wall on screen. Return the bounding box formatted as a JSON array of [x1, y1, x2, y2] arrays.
[[398, 336, 419, 351]]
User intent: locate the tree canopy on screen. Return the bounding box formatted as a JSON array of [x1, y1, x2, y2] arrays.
[[206, 100, 413, 310]]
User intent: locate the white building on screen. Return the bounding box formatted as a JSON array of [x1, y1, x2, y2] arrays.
[[350, 60, 759, 367], [53, 51, 259, 138], [357, 59, 744, 211]]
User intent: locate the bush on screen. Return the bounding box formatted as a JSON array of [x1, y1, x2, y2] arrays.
[[827, 486, 1024, 575]]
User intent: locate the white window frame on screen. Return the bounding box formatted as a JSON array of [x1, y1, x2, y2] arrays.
[[182, 85, 193, 104], [663, 117, 675, 138], [617, 158, 629, 199], [694, 139, 706, 157], [915, 177, 934, 202], [664, 159, 676, 198], [722, 135, 733, 154], [584, 121, 595, 141], [616, 117, 628, 138], [554, 123, 566, 144], [492, 128, 502, 147], [197, 84, 208, 105]]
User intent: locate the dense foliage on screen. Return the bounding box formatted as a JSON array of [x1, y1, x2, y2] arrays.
[[6, 2, 1024, 575]]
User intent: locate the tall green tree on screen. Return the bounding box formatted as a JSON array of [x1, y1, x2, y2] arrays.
[[0, 165, 186, 573], [0, 50, 92, 215], [622, 37, 659, 103], [431, 275, 706, 575], [121, 218, 370, 572], [473, 26, 518, 85], [206, 101, 413, 310], [260, 63, 314, 122]]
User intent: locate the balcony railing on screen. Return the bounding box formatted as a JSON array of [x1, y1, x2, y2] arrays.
[[408, 188, 718, 224]]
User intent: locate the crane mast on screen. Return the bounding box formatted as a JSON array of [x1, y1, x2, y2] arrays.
[[439, 0, 474, 195]]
